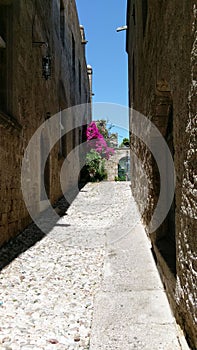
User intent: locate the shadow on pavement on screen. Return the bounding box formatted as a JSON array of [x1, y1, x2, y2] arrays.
[[0, 191, 76, 271]]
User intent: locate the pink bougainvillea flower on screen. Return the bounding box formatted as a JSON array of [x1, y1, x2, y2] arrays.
[[86, 121, 115, 160], [86, 121, 103, 141]]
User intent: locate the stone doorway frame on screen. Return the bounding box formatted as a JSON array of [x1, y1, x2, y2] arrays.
[[150, 82, 176, 278], [39, 127, 51, 212]]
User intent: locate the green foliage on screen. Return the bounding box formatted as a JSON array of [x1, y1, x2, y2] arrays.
[[96, 120, 109, 139], [119, 137, 130, 148], [86, 149, 107, 182], [114, 175, 127, 181]]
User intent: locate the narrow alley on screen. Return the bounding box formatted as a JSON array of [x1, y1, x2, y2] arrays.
[[0, 183, 189, 350], [0, 0, 196, 348]]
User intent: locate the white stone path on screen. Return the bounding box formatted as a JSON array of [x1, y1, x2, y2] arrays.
[[0, 182, 190, 350]]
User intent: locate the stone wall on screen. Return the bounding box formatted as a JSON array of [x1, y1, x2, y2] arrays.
[[105, 148, 130, 181], [126, 0, 197, 347], [0, 0, 91, 246]]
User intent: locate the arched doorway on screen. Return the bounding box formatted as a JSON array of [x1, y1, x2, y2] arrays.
[[118, 155, 130, 181]]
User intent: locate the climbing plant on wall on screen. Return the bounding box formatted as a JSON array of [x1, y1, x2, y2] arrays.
[[85, 121, 114, 181]]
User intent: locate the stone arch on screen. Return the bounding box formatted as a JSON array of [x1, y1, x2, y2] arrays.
[[118, 156, 131, 180], [105, 148, 130, 181]]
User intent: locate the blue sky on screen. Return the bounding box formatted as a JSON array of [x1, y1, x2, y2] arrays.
[[75, 0, 129, 143]]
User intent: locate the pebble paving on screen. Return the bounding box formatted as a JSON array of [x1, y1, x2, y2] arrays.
[[0, 182, 139, 350]]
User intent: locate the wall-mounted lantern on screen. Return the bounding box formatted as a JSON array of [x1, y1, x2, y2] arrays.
[[42, 55, 51, 80]]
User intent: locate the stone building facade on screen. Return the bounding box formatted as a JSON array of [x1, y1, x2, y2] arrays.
[[0, 0, 92, 246], [126, 0, 197, 348]]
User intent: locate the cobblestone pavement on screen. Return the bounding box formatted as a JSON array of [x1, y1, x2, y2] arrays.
[[0, 182, 140, 350]]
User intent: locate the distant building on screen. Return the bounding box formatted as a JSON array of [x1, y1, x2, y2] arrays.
[[0, 0, 92, 246], [126, 0, 197, 348]]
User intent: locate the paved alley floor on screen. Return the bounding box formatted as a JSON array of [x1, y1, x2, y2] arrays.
[[0, 182, 189, 350]]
